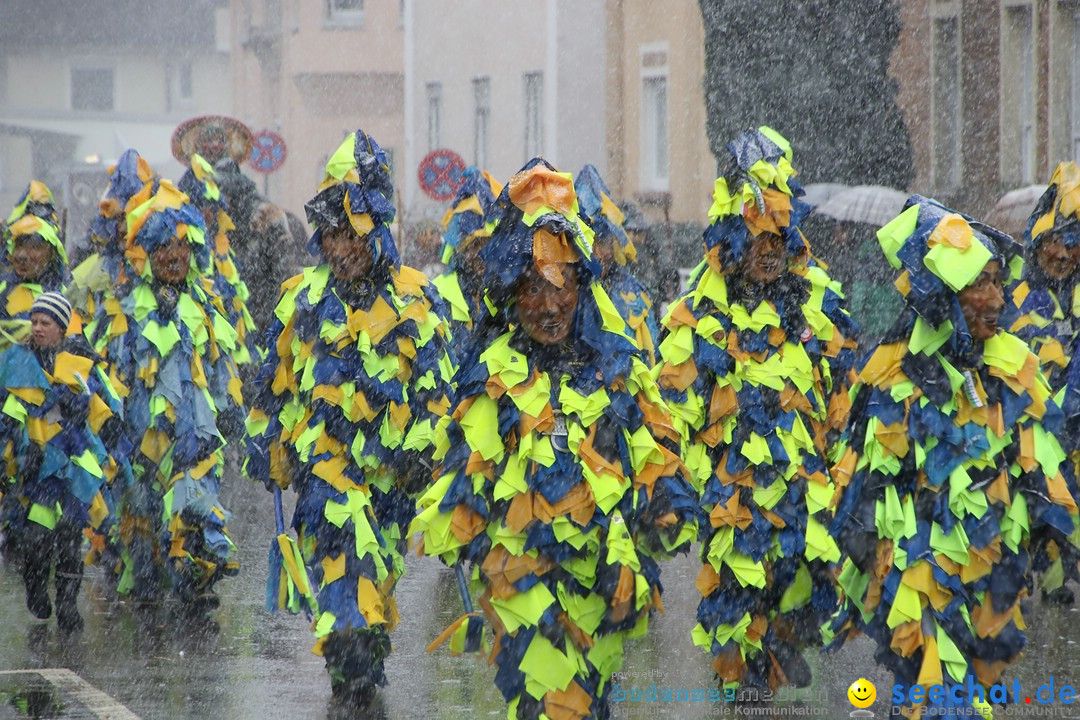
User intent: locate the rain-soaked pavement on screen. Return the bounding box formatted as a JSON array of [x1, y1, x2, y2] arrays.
[[1, 463, 1078, 719]]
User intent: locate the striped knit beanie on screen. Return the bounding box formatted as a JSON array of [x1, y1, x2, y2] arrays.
[[30, 292, 72, 331]]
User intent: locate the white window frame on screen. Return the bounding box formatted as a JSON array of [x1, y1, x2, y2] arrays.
[[930, 5, 963, 191], [524, 72, 544, 159], [427, 82, 442, 153], [1068, 6, 1080, 161], [640, 43, 670, 192], [1000, 1, 1037, 184], [326, 0, 363, 27], [473, 76, 491, 169]]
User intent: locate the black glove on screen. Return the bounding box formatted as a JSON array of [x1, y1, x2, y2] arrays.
[[21, 442, 44, 481], [399, 453, 435, 496]]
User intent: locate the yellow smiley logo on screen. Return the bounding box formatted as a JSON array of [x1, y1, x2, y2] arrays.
[[848, 678, 876, 708]]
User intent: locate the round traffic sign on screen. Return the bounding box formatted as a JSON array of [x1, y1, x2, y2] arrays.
[[250, 130, 287, 174], [418, 149, 466, 201]]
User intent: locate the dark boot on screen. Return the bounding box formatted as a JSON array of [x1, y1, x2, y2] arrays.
[[21, 524, 52, 620], [1043, 586, 1075, 605], [324, 628, 391, 705], [23, 563, 52, 619], [55, 521, 84, 633], [55, 571, 83, 633]]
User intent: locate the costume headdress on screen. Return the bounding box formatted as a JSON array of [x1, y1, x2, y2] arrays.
[[90, 149, 158, 246], [574, 164, 636, 264], [304, 129, 398, 268], [7, 181, 61, 229], [6, 181, 67, 272], [1024, 161, 1080, 249], [877, 195, 1021, 353], [439, 166, 502, 265], [702, 126, 810, 273], [124, 180, 209, 281], [479, 158, 638, 382]]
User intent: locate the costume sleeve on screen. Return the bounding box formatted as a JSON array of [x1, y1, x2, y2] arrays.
[[801, 265, 860, 441], [244, 275, 305, 491], [619, 355, 701, 558], [199, 293, 246, 443], [396, 281, 456, 493]]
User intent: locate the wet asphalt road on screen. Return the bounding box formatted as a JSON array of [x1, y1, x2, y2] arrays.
[[0, 468, 1078, 720]]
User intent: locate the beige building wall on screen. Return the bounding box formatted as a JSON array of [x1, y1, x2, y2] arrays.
[[408, 0, 608, 223], [232, 0, 405, 221], [605, 0, 714, 227]]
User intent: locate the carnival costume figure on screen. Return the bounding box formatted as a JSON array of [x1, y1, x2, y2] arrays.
[[825, 197, 1074, 715], [1, 182, 72, 347], [657, 128, 857, 693], [178, 153, 261, 368], [87, 180, 244, 606], [71, 149, 157, 322], [412, 158, 700, 720], [0, 292, 131, 632], [1000, 161, 1080, 604], [244, 130, 454, 702], [432, 166, 503, 348]]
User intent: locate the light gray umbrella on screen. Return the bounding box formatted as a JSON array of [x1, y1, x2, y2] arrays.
[[801, 182, 849, 209], [815, 185, 908, 226], [984, 184, 1045, 238]]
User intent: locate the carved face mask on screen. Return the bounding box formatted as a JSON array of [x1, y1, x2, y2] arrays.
[[516, 263, 579, 345], [958, 260, 1005, 341]]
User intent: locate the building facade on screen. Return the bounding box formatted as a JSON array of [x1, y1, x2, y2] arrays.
[[406, 0, 608, 224], [231, 0, 405, 221], [0, 0, 232, 238], [604, 0, 715, 229], [893, 0, 1080, 217]]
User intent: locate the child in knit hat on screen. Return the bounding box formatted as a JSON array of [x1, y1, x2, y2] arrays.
[[0, 291, 131, 632]]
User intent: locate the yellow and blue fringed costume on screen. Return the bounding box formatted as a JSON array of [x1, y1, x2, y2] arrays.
[[657, 128, 857, 692], [825, 197, 1076, 715], [87, 180, 245, 602], [0, 337, 131, 557], [178, 154, 262, 368], [412, 159, 700, 720], [244, 130, 454, 695], [574, 164, 659, 365]]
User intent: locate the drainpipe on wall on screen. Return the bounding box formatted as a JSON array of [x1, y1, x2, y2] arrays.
[[545, 0, 558, 164], [403, 0, 416, 217]]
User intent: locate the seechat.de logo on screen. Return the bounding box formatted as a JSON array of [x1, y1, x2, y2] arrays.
[[848, 678, 876, 717]]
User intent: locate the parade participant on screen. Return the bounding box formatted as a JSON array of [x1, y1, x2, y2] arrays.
[[825, 197, 1074, 715], [245, 129, 454, 702], [0, 292, 130, 632], [412, 158, 700, 720], [1001, 161, 1080, 604], [70, 149, 157, 322], [1, 182, 72, 347], [178, 153, 261, 368], [657, 128, 857, 694], [431, 166, 502, 346], [88, 180, 244, 609], [172, 114, 294, 334], [215, 159, 294, 333], [575, 164, 659, 364]]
